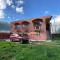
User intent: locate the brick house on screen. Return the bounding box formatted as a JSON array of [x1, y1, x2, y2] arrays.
[[10, 16, 52, 41]]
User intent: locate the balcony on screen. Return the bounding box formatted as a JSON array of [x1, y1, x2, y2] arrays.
[[32, 19, 43, 31]]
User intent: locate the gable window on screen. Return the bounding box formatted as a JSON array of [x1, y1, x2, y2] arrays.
[[33, 22, 42, 29], [32, 19, 43, 30], [15, 25, 21, 30], [22, 21, 30, 29]]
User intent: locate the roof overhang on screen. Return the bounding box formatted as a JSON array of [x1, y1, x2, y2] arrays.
[[40, 16, 52, 23]]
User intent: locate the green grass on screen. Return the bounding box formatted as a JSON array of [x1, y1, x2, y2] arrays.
[[0, 41, 60, 60]]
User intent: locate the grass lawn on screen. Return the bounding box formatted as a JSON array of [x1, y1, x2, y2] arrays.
[[0, 41, 60, 60]]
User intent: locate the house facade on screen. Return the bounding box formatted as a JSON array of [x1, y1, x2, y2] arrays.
[[11, 16, 52, 41]]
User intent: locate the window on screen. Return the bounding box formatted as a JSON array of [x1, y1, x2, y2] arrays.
[[22, 24, 29, 29], [16, 25, 21, 30], [34, 22, 42, 29], [35, 26, 39, 29]]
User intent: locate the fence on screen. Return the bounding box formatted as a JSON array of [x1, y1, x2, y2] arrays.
[[0, 32, 10, 40]]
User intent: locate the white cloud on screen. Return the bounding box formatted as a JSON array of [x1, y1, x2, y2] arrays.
[[54, 15, 60, 23], [0, 0, 24, 19], [50, 15, 60, 24], [6, 0, 13, 6], [11, 5, 15, 8], [0, 0, 6, 9], [8, 16, 10, 18], [6, 0, 24, 14], [44, 11, 49, 15], [15, 0, 24, 14], [17, 0, 24, 4], [0, 0, 6, 18], [50, 15, 60, 33], [0, 10, 4, 18], [16, 7, 24, 14]]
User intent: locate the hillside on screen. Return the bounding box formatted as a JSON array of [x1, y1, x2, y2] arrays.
[[0, 21, 11, 31]]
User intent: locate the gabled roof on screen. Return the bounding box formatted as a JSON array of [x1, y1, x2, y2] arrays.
[[11, 16, 52, 24]]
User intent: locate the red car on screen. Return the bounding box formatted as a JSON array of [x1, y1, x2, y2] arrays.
[[10, 33, 22, 42]]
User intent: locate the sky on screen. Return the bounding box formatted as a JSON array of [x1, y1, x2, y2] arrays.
[[0, 0, 60, 23]]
